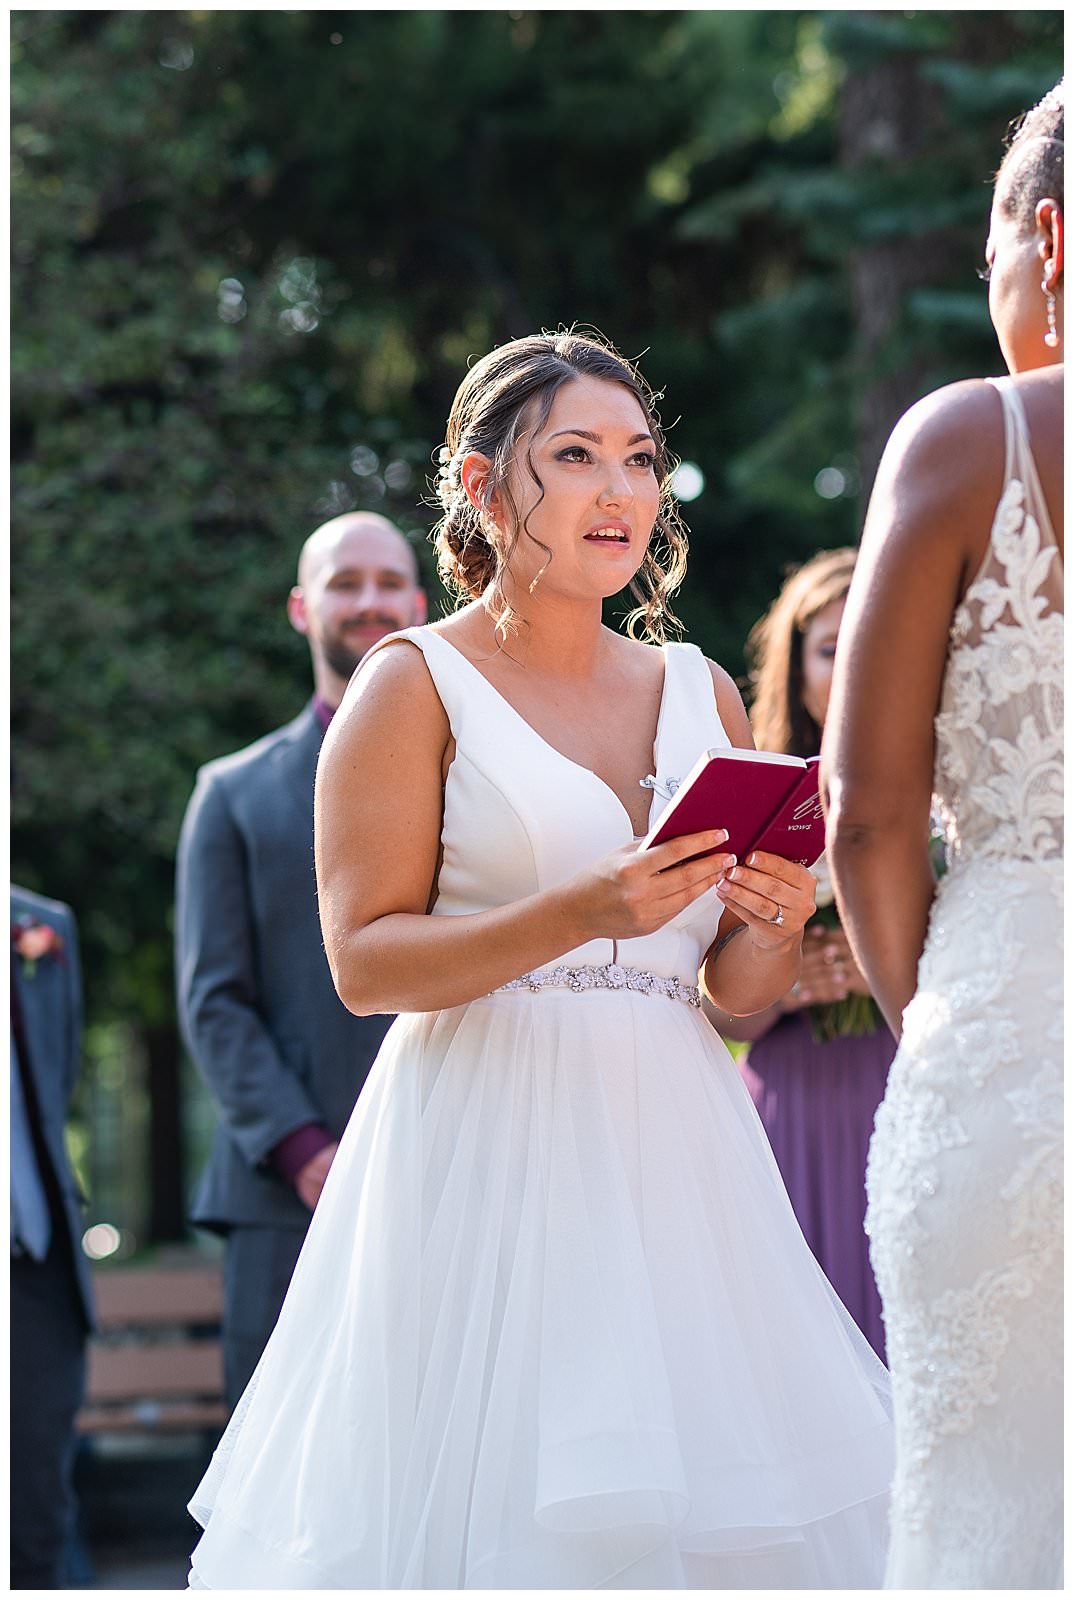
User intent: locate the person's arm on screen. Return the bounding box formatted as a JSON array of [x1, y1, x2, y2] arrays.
[[820, 381, 1002, 1039], [704, 995, 783, 1043], [698, 662, 815, 1016], [314, 641, 736, 1016], [706, 925, 863, 1040], [175, 769, 327, 1168]]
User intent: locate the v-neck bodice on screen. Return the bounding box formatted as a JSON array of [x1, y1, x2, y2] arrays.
[[389, 626, 732, 982], [428, 633, 671, 839]]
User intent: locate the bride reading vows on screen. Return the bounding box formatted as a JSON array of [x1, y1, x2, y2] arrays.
[[187, 330, 893, 1589]]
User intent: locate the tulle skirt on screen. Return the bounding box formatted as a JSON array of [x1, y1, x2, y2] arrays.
[[188, 987, 893, 1588]]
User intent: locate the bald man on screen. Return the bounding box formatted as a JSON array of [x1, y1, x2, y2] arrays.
[[176, 514, 426, 1406]]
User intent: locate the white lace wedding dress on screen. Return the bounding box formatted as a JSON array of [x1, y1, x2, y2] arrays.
[[187, 630, 893, 1589], [865, 376, 1063, 1589]]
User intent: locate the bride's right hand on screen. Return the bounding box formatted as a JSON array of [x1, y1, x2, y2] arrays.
[[565, 830, 735, 943]]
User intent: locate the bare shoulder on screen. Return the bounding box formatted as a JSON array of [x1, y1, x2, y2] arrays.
[[703, 656, 753, 749], [422, 602, 489, 657], [322, 632, 449, 770], [1007, 362, 1063, 419], [878, 379, 1004, 538], [604, 629, 668, 689], [886, 376, 1003, 461]]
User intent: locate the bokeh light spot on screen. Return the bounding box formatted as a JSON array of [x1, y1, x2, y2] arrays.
[[159, 38, 194, 71], [670, 461, 705, 502], [82, 1222, 121, 1260], [814, 467, 847, 499], [350, 446, 379, 477]]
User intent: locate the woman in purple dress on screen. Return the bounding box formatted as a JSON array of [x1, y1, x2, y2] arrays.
[[710, 548, 895, 1360]]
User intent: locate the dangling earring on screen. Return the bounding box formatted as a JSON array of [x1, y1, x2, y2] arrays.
[[528, 560, 548, 596], [1042, 262, 1060, 349]]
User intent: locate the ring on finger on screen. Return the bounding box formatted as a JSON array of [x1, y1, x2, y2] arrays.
[[769, 903, 784, 928]]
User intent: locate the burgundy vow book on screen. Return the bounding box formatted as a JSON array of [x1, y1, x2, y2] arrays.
[[641, 749, 826, 868]]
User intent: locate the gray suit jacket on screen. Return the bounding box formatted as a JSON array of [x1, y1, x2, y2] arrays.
[[175, 703, 392, 1232], [10, 886, 96, 1328]]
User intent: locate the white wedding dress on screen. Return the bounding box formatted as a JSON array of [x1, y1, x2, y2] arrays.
[[187, 630, 893, 1589], [865, 376, 1063, 1588]]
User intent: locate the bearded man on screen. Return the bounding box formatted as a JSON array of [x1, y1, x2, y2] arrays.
[[176, 513, 425, 1406]]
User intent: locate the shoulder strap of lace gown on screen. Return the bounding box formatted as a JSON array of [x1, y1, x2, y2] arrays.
[[985, 375, 1059, 552]]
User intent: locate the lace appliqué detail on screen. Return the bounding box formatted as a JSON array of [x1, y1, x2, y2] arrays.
[[934, 478, 1063, 868], [1001, 1061, 1063, 1244], [866, 867, 1063, 1562], [864, 391, 1063, 1585]]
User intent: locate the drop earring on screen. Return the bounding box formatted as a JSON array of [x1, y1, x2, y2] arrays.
[[1042, 262, 1060, 349]]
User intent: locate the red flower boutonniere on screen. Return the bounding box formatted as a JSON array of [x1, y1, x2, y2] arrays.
[[12, 916, 66, 979]]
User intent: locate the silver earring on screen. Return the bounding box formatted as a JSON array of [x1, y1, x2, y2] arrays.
[[1042, 264, 1060, 349]]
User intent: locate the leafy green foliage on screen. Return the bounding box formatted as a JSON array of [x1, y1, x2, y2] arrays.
[[12, 9, 1062, 1044]]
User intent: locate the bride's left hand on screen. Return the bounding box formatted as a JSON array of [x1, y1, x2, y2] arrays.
[[715, 850, 817, 949]]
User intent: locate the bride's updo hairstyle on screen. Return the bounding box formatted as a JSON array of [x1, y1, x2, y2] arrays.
[[432, 329, 688, 643], [995, 78, 1064, 221]]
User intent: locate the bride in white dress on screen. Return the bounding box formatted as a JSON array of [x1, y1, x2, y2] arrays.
[[823, 84, 1063, 1588], [187, 330, 893, 1589]]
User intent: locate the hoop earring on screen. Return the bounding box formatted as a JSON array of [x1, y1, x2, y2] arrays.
[[1042, 264, 1060, 349]]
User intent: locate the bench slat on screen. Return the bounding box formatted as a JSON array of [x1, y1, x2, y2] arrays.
[[86, 1341, 224, 1403], [92, 1267, 223, 1327], [77, 1400, 230, 1435]]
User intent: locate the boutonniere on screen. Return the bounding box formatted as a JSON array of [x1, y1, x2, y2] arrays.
[[12, 915, 66, 979]]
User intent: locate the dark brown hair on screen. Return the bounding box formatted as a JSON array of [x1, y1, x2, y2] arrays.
[[747, 547, 858, 757], [996, 79, 1064, 227], [431, 329, 688, 642]]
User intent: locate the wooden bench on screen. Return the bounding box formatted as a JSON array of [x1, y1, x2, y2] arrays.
[[77, 1265, 228, 1437]]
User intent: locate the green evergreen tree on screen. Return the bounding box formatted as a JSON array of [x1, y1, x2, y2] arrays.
[[11, 10, 1061, 1237]]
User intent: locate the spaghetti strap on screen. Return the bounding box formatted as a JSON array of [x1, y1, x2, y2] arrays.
[[985, 375, 1058, 550], [986, 374, 1020, 488]]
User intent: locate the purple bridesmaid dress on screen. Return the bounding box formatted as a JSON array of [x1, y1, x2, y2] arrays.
[[739, 1013, 895, 1361]]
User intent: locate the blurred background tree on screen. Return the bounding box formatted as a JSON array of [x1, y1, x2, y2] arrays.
[[11, 9, 1061, 1247]]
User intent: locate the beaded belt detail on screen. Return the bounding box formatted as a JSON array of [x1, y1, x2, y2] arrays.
[[498, 961, 701, 1009]]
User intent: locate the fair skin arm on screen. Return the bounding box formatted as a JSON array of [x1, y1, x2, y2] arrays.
[[316, 642, 739, 1016], [820, 381, 1003, 1039], [698, 663, 815, 1016], [707, 924, 868, 1043]]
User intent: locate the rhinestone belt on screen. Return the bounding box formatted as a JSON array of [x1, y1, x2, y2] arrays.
[[497, 961, 701, 1009]]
